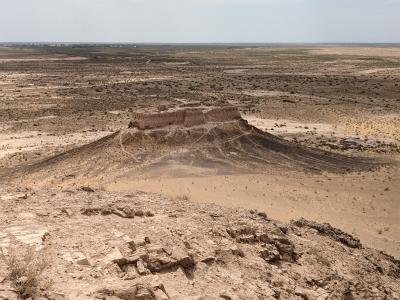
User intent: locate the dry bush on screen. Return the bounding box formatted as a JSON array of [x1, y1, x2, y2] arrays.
[[306, 247, 331, 267], [0, 244, 50, 299], [176, 194, 190, 201]]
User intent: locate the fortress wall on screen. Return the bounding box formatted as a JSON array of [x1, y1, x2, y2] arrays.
[[130, 106, 242, 129], [131, 110, 186, 129], [184, 109, 206, 127], [205, 106, 241, 122]]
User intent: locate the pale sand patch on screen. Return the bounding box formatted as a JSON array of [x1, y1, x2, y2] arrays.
[[224, 69, 250, 74], [242, 89, 331, 102], [163, 61, 191, 65], [0, 130, 112, 159], [110, 76, 175, 84], [310, 47, 400, 58], [244, 115, 338, 135], [342, 114, 400, 142], [9, 115, 58, 123], [358, 67, 400, 75], [0, 56, 88, 62], [244, 115, 400, 145]]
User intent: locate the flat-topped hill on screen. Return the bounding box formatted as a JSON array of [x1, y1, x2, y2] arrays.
[[5, 106, 380, 186]]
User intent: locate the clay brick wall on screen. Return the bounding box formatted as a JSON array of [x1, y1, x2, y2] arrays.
[[184, 109, 206, 127], [131, 110, 185, 129], [130, 106, 241, 130], [205, 106, 241, 122]]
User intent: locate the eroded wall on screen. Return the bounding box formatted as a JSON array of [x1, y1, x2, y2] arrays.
[[130, 106, 241, 130]]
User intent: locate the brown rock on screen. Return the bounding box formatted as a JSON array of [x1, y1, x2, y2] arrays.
[[294, 286, 321, 300], [43, 291, 66, 300], [113, 206, 135, 219], [137, 259, 150, 275], [135, 210, 145, 217], [145, 211, 155, 217], [63, 251, 91, 266], [171, 247, 195, 268], [81, 186, 95, 193], [230, 245, 245, 257], [132, 236, 151, 248], [60, 208, 73, 217], [260, 245, 281, 263], [135, 285, 155, 300], [271, 235, 297, 262], [145, 253, 176, 272], [0, 290, 19, 300], [105, 248, 126, 266], [292, 218, 362, 248], [154, 289, 169, 300], [122, 264, 139, 280]]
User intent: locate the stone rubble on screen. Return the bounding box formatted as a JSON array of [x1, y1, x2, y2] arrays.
[[0, 187, 398, 299]]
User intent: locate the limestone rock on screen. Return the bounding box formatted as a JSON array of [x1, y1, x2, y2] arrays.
[[63, 251, 91, 266], [229, 245, 245, 257], [137, 260, 150, 275], [0, 290, 19, 300], [97, 275, 166, 300], [122, 264, 139, 280], [259, 245, 281, 263], [132, 236, 151, 249], [135, 285, 155, 300], [171, 247, 195, 268], [154, 289, 169, 300], [145, 253, 176, 272], [0, 224, 49, 250], [104, 248, 126, 266], [294, 286, 322, 300], [43, 291, 66, 300]]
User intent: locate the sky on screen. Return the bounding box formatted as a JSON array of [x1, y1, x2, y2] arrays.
[[0, 0, 399, 43]]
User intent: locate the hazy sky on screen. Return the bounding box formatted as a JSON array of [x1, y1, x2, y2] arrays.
[[1, 0, 399, 43]]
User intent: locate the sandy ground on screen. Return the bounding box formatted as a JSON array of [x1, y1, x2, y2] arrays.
[[106, 168, 400, 258], [310, 47, 400, 58], [0, 130, 112, 159]]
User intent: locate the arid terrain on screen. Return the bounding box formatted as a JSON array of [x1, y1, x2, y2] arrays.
[[0, 44, 399, 299]]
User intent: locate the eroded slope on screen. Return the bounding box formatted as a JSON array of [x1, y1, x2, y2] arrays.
[[8, 119, 380, 186]]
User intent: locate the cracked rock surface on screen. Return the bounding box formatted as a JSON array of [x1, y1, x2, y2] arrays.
[[0, 186, 399, 299]]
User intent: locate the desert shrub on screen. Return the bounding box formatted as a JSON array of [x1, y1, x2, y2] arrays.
[[176, 194, 190, 201], [0, 245, 50, 299], [306, 247, 331, 267]]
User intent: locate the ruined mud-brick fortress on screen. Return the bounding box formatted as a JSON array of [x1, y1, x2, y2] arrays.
[[129, 105, 241, 130]]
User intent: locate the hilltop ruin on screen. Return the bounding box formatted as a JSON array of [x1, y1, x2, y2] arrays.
[[129, 105, 241, 130]]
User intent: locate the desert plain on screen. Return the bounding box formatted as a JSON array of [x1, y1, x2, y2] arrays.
[[0, 44, 399, 299]]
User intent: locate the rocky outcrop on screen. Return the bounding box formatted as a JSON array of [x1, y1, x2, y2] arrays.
[[0, 187, 399, 299], [291, 218, 362, 248]]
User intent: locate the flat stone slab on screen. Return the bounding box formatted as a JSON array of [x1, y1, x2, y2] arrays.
[[63, 251, 91, 266], [0, 224, 49, 250]]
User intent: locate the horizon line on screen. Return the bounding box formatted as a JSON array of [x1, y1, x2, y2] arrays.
[[1, 41, 400, 46]]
